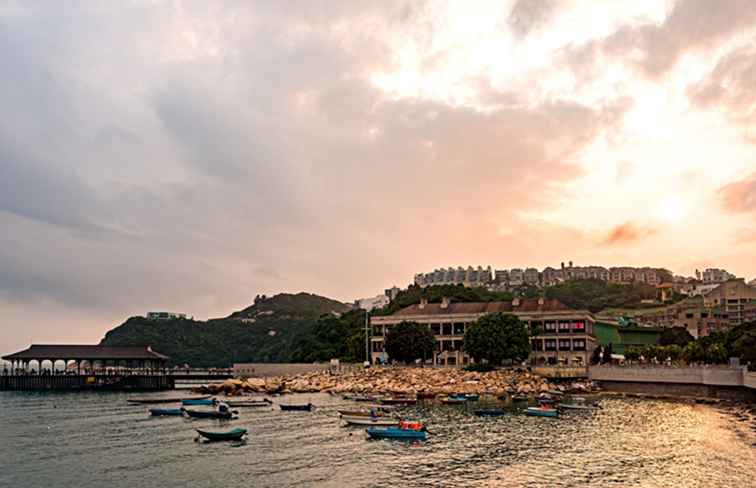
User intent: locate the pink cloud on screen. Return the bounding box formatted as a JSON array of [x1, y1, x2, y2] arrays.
[[603, 222, 658, 245]]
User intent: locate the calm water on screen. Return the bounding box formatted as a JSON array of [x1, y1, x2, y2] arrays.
[[1, 392, 755, 487]]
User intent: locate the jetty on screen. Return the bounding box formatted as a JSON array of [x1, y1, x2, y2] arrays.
[[0, 344, 232, 391]]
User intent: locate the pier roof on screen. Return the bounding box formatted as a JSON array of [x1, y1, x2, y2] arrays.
[[2, 345, 169, 361], [392, 298, 573, 317]]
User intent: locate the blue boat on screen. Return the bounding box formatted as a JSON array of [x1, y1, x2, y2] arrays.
[[149, 408, 183, 416], [525, 407, 558, 418], [182, 398, 216, 406], [366, 427, 427, 441], [474, 408, 505, 417]]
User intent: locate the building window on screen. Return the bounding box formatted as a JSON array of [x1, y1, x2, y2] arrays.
[[572, 322, 585, 331], [559, 340, 571, 350], [558, 322, 570, 332], [431, 324, 441, 335], [453, 323, 465, 335], [545, 340, 557, 351], [573, 340, 586, 351], [447, 356, 457, 365], [545, 322, 557, 332]]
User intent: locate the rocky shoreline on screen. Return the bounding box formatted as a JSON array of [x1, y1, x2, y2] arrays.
[[193, 367, 597, 397]]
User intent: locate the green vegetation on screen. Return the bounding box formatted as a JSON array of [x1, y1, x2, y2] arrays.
[[544, 278, 667, 313], [100, 293, 350, 367], [383, 321, 435, 364], [373, 284, 513, 316], [658, 326, 694, 346], [624, 320, 756, 368], [463, 313, 531, 365]]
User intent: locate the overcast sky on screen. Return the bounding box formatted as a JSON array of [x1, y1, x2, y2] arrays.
[[2, 0, 756, 352]]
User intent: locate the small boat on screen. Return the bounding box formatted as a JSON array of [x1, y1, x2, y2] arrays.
[[474, 408, 506, 417], [149, 408, 184, 416], [338, 407, 392, 417], [196, 427, 247, 442], [511, 395, 529, 402], [128, 395, 211, 405], [280, 403, 313, 412], [441, 396, 468, 405], [378, 397, 417, 406], [225, 398, 272, 407], [366, 427, 427, 441], [342, 394, 377, 402], [342, 416, 400, 426], [525, 407, 558, 418], [461, 394, 480, 401], [183, 408, 235, 420], [182, 398, 216, 406]]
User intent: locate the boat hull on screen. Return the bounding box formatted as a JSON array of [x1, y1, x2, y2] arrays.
[[380, 398, 417, 406], [149, 408, 183, 416], [525, 407, 558, 418], [280, 404, 312, 411], [128, 395, 211, 405], [182, 399, 216, 406], [225, 399, 271, 407], [366, 427, 426, 441], [183, 408, 234, 419], [196, 428, 247, 442], [342, 416, 399, 426]]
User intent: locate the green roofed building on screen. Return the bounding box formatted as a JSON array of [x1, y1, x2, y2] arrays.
[[593, 322, 661, 355]]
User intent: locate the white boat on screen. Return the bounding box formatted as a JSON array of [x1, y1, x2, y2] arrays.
[[341, 415, 400, 426]]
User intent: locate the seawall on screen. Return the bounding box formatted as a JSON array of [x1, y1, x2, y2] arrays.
[[589, 365, 756, 402]]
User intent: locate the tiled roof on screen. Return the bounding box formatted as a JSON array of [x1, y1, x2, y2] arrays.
[[2, 345, 170, 360], [391, 299, 573, 317]]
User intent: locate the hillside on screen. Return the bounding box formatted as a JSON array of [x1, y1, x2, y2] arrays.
[[544, 278, 678, 313], [100, 293, 349, 367]]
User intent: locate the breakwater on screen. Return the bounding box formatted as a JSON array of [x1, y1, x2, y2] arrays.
[[589, 366, 756, 402]]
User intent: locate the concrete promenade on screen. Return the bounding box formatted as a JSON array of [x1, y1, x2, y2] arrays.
[[589, 365, 756, 401]]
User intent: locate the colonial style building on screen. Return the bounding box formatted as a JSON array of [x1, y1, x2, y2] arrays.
[[370, 297, 596, 367], [703, 279, 756, 328]]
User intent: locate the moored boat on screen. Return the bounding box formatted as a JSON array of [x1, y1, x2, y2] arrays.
[[183, 408, 236, 419], [558, 398, 600, 411], [338, 406, 393, 417], [342, 394, 377, 402], [525, 406, 558, 418], [366, 427, 427, 441], [149, 408, 184, 416], [128, 395, 211, 405], [511, 395, 529, 402], [196, 427, 247, 442], [225, 398, 272, 407], [379, 397, 417, 406], [280, 403, 313, 412], [342, 416, 400, 427], [474, 408, 505, 417], [441, 396, 468, 405], [182, 398, 216, 406]]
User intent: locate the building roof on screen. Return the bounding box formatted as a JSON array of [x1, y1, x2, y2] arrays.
[[390, 298, 574, 317], [2, 345, 170, 361]]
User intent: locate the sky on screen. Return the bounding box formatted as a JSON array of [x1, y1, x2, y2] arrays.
[[2, 0, 756, 353]]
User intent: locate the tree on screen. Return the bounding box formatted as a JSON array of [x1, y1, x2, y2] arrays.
[[705, 343, 728, 364], [624, 347, 641, 362], [384, 321, 435, 364], [463, 313, 530, 365], [666, 344, 682, 363], [601, 342, 614, 364], [659, 327, 694, 346], [682, 341, 705, 364]]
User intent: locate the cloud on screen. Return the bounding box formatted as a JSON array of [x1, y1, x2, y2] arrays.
[[718, 173, 756, 213], [688, 42, 756, 130], [509, 0, 561, 38], [603, 222, 658, 245], [565, 0, 756, 79]]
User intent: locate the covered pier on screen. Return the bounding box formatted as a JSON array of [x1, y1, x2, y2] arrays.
[[1, 344, 173, 391]]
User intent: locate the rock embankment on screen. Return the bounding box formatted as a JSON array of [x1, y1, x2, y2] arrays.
[[194, 367, 596, 397]]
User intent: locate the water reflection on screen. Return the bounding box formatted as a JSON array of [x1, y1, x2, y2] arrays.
[[0, 392, 754, 488]]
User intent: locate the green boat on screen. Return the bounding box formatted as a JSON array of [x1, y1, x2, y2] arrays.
[[525, 406, 558, 418], [196, 427, 247, 442]]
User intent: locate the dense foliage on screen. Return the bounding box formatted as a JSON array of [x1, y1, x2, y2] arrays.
[[463, 313, 531, 365], [544, 279, 665, 313], [373, 284, 513, 316], [624, 320, 756, 368], [100, 293, 351, 367], [658, 327, 695, 346], [383, 321, 436, 364]]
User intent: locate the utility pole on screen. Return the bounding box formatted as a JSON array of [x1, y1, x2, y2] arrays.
[[364, 309, 370, 365]]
